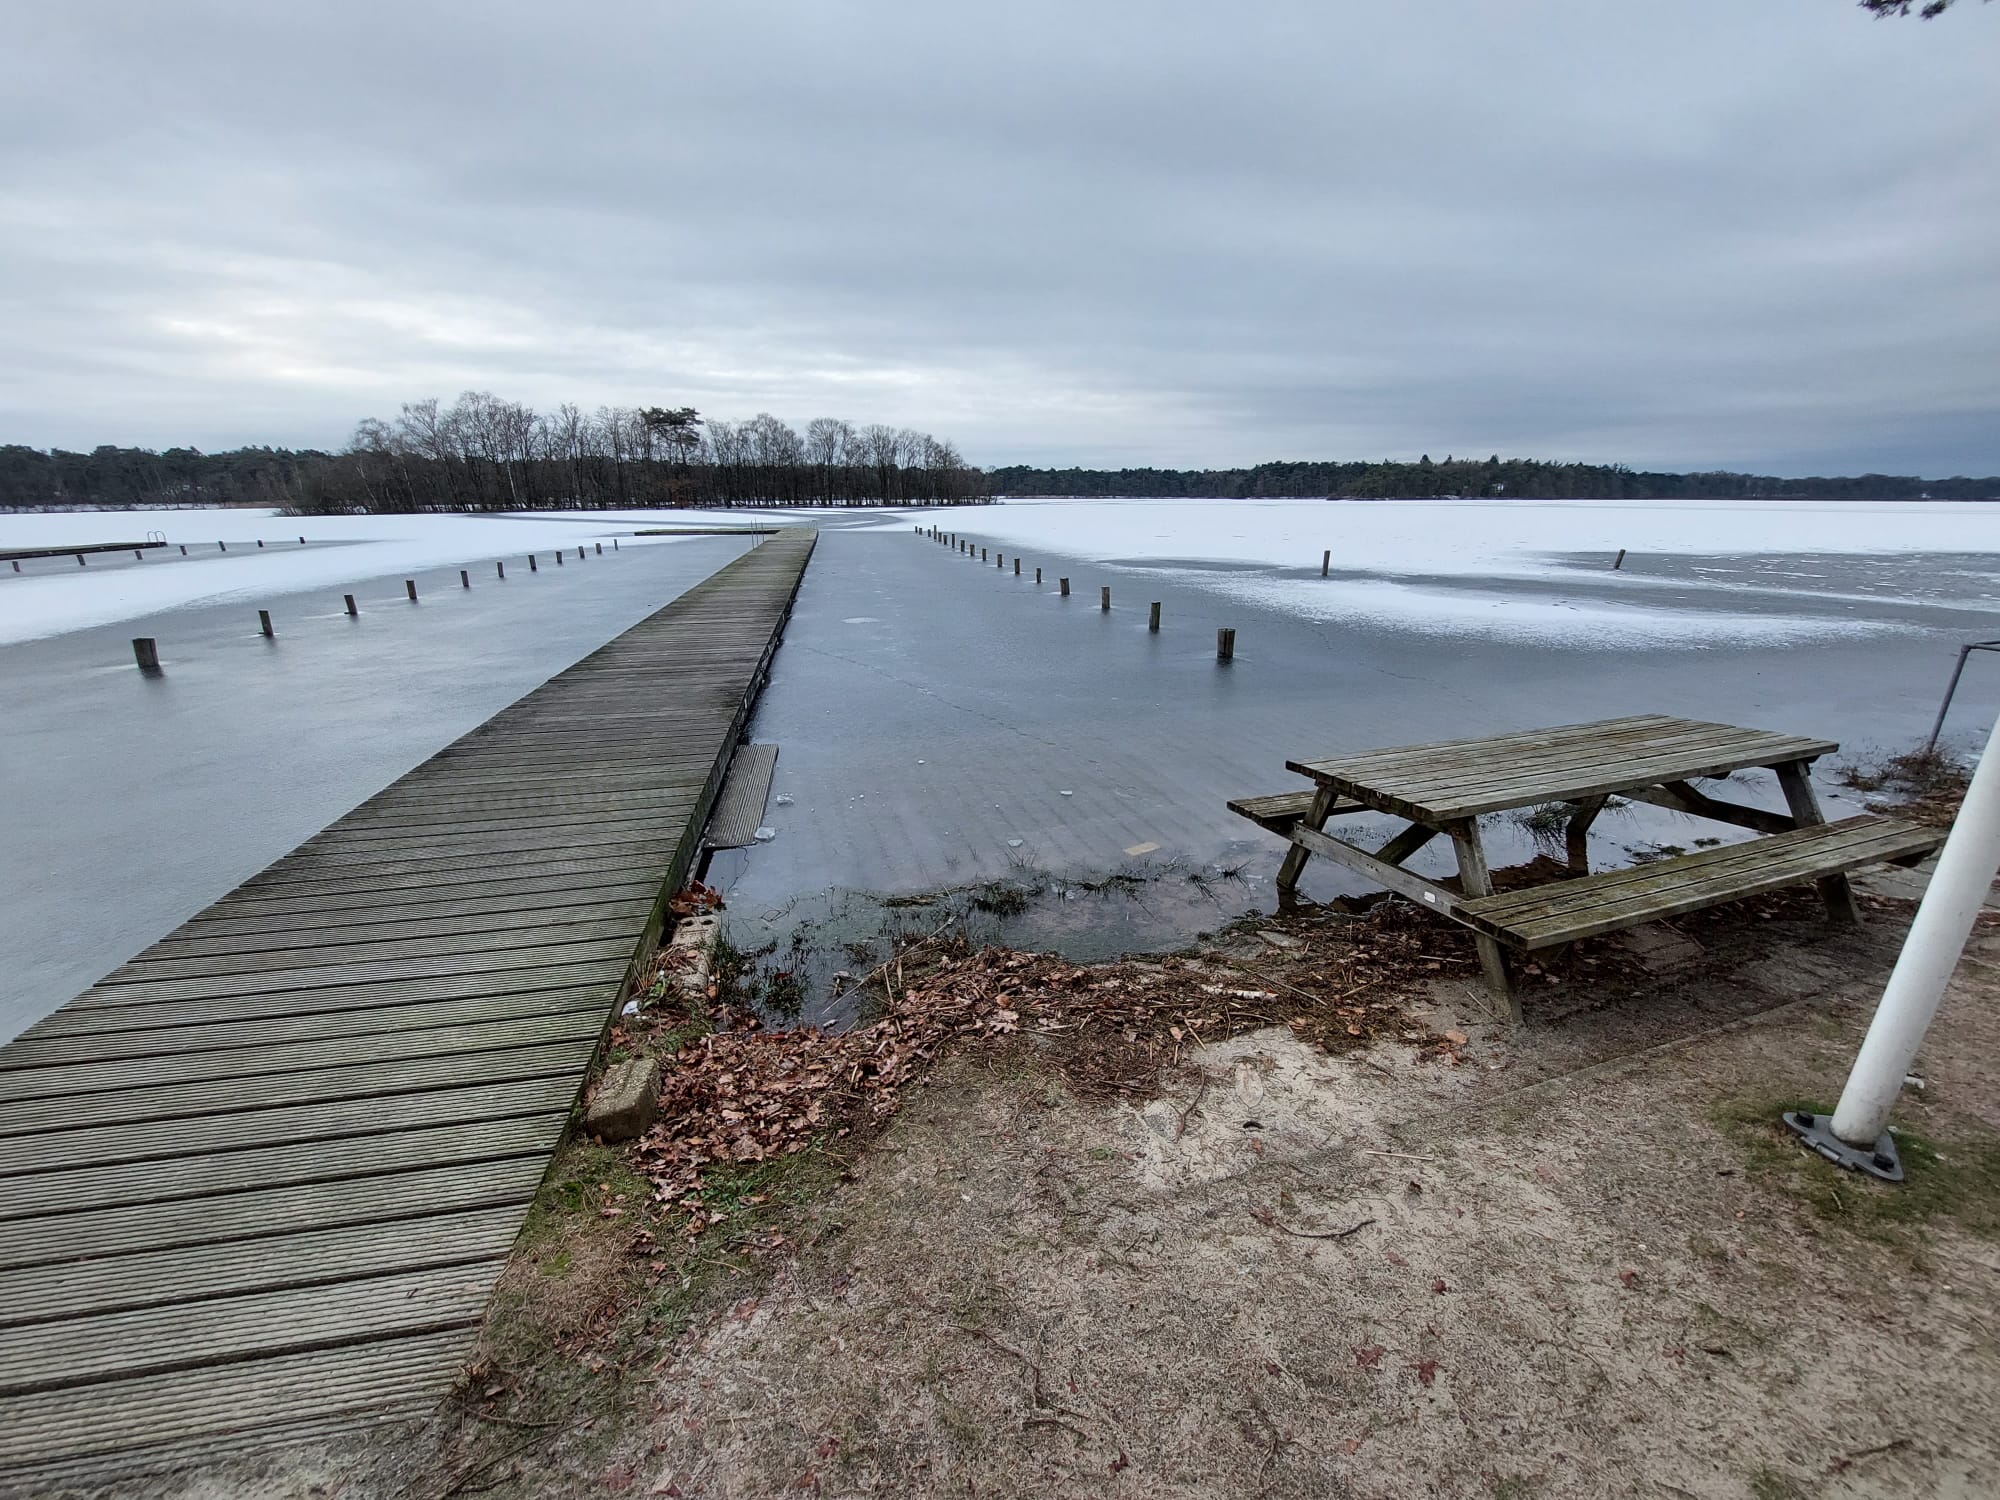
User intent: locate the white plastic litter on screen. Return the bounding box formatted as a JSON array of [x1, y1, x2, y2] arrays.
[[1007, 838, 1024, 848], [621, 1000, 639, 1016], [773, 793, 795, 806], [1059, 789, 1073, 796], [753, 827, 777, 842]]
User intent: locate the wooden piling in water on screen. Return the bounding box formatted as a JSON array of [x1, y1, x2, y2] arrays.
[[179, 545, 187, 556], [1101, 586, 1111, 611], [595, 542, 602, 554], [981, 548, 987, 561], [497, 561, 506, 579], [1149, 601, 1161, 631], [613, 539, 619, 551], [406, 579, 419, 601], [258, 609, 274, 638], [460, 569, 470, 588], [1322, 549, 1330, 577], [134, 550, 143, 561], [132, 638, 160, 672], [578, 546, 585, 560], [557, 551, 564, 566], [1036, 567, 1043, 584], [530, 555, 538, 572], [1059, 577, 1070, 596], [1217, 627, 1236, 661], [9, 560, 17, 572], [1613, 549, 1626, 571], [1014, 557, 1021, 576], [218, 541, 227, 551], [256, 540, 264, 549], [75, 554, 85, 566], [344, 594, 358, 616]]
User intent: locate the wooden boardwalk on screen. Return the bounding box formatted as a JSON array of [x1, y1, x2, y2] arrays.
[[0, 529, 817, 1480]]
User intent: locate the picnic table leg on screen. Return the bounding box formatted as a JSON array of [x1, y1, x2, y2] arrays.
[[1565, 795, 1608, 876], [1275, 786, 1336, 909], [1449, 819, 1522, 1024], [1775, 760, 1862, 924]]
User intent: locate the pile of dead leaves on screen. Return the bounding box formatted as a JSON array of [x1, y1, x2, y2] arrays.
[[617, 914, 1449, 1239]]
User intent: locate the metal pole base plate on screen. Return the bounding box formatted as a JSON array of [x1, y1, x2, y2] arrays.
[[1782, 1111, 1904, 1183]]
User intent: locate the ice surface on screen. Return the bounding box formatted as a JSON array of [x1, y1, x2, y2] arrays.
[[895, 497, 2000, 646], [0, 506, 775, 645]]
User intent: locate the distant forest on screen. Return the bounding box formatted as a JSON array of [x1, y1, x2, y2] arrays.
[[3, 401, 1995, 512], [989, 457, 2000, 501]]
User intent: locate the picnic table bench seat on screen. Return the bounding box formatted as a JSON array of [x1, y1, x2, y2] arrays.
[[1226, 790, 1365, 835], [1457, 814, 1942, 951]]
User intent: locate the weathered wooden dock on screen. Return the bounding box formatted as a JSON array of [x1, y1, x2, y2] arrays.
[[0, 528, 817, 1480]]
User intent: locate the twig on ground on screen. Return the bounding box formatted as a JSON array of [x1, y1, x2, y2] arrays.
[[1829, 1437, 1911, 1474], [1358, 1149, 1437, 1162], [1176, 1073, 1211, 1140], [1252, 1210, 1377, 1241]]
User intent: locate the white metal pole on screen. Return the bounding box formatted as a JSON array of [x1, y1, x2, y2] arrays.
[[1829, 713, 2000, 1145]]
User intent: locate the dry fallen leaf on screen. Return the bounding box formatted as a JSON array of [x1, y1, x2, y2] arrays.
[[1355, 1345, 1386, 1369]]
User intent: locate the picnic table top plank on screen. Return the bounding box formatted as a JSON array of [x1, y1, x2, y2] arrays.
[[1288, 715, 1837, 821]]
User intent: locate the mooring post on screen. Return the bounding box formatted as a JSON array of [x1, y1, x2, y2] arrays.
[[981, 547, 988, 562], [557, 550, 564, 566], [460, 569, 470, 588], [344, 594, 358, 616], [1059, 577, 1070, 596], [132, 638, 160, 672], [1036, 567, 1043, 584], [9, 560, 17, 573], [134, 550, 143, 561], [406, 579, 418, 601], [75, 554, 85, 566], [299, 536, 305, 544], [1322, 549, 1330, 578], [578, 546, 585, 560], [497, 561, 506, 580], [595, 542, 602, 555], [1149, 601, 1161, 631], [1014, 557, 1021, 576], [256, 540, 264, 549], [530, 555, 538, 572], [1613, 549, 1626, 570], [179, 545, 187, 555], [218, 541, 227, 551], [1101, 585, 1111, 611], [1217, 627, 1236, 661], [613, 539, 619, 551], [258, 609, 274, 638]]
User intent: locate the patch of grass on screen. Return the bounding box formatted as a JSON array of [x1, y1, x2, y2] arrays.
[[1715, 1095, 2000, 1247], [1839, 745, 1970, 827], [518, 1141, 650, 1255]]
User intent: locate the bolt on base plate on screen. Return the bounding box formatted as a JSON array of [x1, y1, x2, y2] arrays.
[[1782, 1110, 1904, 1183]]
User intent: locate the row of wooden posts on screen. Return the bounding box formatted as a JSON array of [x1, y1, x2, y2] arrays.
[[130, 539, 619, 673], [918, 525, 1237, 661], [15, 536, 313, 573]]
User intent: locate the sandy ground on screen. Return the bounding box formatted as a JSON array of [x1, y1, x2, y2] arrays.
[[49, 878, 2000, 1500], [605, 966, 1998, 1496]]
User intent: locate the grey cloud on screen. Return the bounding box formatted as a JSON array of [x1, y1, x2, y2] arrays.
[[1, 0, 1995, 474]]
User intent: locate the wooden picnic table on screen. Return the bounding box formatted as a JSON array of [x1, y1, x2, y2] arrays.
[[1229, 715, 1942, 1023]]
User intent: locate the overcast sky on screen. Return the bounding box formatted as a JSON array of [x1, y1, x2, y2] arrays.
[[2, 1, 1995, 475]]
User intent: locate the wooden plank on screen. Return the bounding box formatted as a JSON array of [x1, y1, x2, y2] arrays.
[[0, 1012, 607, 1102], [0, 1261, 502, 1396], [1462, 819, 1940, 949], [0, 1114, 565, 1221], [0, 1036, 602, 1138], [146, 895, 657, 958], [166, 877, 660, 937], [3, 987, 612, 1068], [0, 1207, 524, 1327], [0, 1330, 469, 1469], [1289, 824, 1462, 916], [70, 939, 635, 1008], [0, 1156, 547, 1269], [0, 1075, 578, 1177], [706, 742, 780, 848], [1225, 790, 1367, 834], [1466, 816, 1918, 918]]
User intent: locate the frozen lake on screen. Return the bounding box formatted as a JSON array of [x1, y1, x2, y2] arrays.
[[5, 497, 1999, 1038]]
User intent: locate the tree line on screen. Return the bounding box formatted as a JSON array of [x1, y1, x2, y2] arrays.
[[5, 419, 1995, 511], [987, 456, 2000, 502], [0, 393, 985, 513]]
